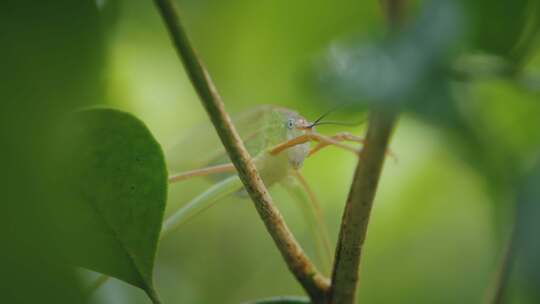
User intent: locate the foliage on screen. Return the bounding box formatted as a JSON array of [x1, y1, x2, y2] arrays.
[[3, 0, 540, 303], [51, 109, 167, 301]]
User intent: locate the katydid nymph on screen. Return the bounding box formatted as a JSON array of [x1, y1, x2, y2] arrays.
[[87, 105, 364, 292], [163, 105, 365, 272]]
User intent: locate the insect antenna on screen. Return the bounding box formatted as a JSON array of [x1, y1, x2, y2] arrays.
[[307, 103, 346, 128], [311, 119, 365, 127], [308, 101, 365, 128]]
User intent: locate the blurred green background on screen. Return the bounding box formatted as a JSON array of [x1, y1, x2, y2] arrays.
[[3, 0, 540, 303]]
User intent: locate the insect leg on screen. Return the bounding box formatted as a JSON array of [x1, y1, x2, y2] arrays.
[[308, 132, 365, 157], [268, 134, 311, 156], [292, 171, 333, 270], [162, 175, 244, 237], [309, 132, 397, 161], [309, 133, 360, 155], [269, 133, 359, 156], [168, 163, 236, 183], [280, 172, 332, 274]]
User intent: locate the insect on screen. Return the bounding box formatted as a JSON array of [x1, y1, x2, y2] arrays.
[[88, 105, 366, 291], [162, 105, 366, 271]]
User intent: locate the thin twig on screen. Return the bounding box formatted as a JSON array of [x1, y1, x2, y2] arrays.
[[484, 209, 518, 304], [151, 0, 329, 302], [329, 110, 397, 304], [381, 0, 407, 28], [329, 1, 404, 302]]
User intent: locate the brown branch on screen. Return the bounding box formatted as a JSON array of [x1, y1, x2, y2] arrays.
[[329, 111, 397, 304], [381, 0, 407, 28], [329, 2, 405, 303], [484, 210, 518, 304], [151, 0, 329, 301]]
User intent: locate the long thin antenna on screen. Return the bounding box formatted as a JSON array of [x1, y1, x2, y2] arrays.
[[311, 119, 365, 127], [308, 101, 358, 128], [308, 103, 345, 128], [308, 101, 365, 128]]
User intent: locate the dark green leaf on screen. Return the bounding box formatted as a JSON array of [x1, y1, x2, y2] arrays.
[[463, 0, 540, 62], [317, 0, 462, 107], [0, 0, 106, 303], [51, 108, 167, 299]]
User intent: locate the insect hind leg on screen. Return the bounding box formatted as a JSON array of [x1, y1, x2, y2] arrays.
[[308, 132, 364, 157], [168, 163, 236, 183]]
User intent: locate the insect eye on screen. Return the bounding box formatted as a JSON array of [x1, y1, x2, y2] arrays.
[[286, 119, 295, 130]]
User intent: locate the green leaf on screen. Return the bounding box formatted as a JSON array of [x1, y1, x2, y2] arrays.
[[241, 296, 310, 304], [463, 0, 540, 62], [1, 0, 106, 302], [317, 0, 461, 107], [51, 108, 167, 300]]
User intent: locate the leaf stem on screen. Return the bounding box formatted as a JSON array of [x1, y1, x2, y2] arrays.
[[84, 274, 108, 295], [151, 0, 329, 301], [146, 287, 162, 304]]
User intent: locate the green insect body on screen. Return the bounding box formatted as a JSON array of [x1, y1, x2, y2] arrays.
[[91, 106, 348, 289], [163, 107, 312, 233], [162, 105, 363, 272], [250, 108, 310, 185]]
